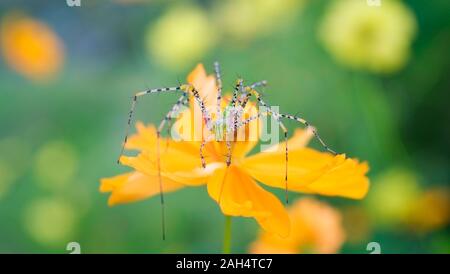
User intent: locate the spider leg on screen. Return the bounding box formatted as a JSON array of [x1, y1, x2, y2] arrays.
[[158, 92, 188, 135], [216, 104, 238, 205], [230, 79, 243, 108], [245, 87, 337, 202], [117, 87, 179, 240], [117, 84, 213, 240], [214, 61, 223, 127], [153, 85, 212, 240], [241, 80, 268, 109], [117, 85, 184, 163], [226, 78, 242, 168], [155, 130, 166, 240], [246, 87, 337, 155], [155, 92, 190, 151], [200, 133, 216, 168], [277, 113, 337, 155], [230, 109, 290, 203], [187, 84, 214, 131], [165, 96, 189, 150], [218, 133, 233, 206]]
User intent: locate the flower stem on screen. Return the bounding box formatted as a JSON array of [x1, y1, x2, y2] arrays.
[[223, 215, 232, 254]]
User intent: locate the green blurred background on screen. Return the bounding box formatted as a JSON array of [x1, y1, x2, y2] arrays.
[[0, 0, 448, 253]]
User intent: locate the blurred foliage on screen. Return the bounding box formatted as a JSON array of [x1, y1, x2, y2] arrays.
[[0, 0, 448, 253]]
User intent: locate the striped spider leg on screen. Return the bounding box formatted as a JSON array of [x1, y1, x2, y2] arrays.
[[241, 86, 289, 202], [245, 86, 337, 155], [200, 63, 241, 169], [243, 86, 337, 203], [227, 78, 244, 167], [240, 80, 268, 109], [155, 93, 187, 240], [118, 84, 212, 240], [231, 97, 290, 203], [118, 86, 184, 163], [159, 92, 190, 151], [214, 61, 223, 135]]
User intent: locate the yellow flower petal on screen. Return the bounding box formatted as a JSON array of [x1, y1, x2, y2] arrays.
[[123, 123, 215, 186], [124, 121, 158, 151], [100, 171, 184, 206], [119, 150, 215, 186], [263, 128, 314, 153], [187, 63, 218, 109], [207, 165, 290, 237], [242, 147, 369, 199], [250, 198, 346, 254], [126, 122, 204, 157]]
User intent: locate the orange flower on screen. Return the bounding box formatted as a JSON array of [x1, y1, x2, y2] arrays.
[[249, 198, 346, 254], [100, 64, 369, 237], [0, 12, 64, 81]]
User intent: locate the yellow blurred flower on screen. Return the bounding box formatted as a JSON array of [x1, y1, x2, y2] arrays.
[[407, 187, 450, 233], [23, 197, 77, 246], [319, 0, 416, 73], [0, 12, 64, 81], [216, 0, 304, 42], [34, 141, 78, 191], [249, 198, 346, 254], [367, 168, 449, 234], [146, 5, 217, 70], [101, 64, 369, 237], [367, 168, 421, 227]]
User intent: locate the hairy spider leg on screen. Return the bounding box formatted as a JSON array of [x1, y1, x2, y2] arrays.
[[245, 87, 336, 154], [241, 80, 268, 109], [118, 85, 184, 240], [214, 61, 223, 132], [276, 113, 337, 155], [226, 79, 244, 168], [118, 84, 214, 240], [232, 98, 290, 204], [118, 86, 184, 163]]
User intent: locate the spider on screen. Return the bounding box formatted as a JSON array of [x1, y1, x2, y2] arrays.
[[117, 62, 336, 239]]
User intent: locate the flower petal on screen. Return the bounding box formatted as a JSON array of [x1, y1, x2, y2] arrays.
[[207, 165, 290, 237], [187, 63, 218, 109], [125, 123, 203, 155], [100, 171, 184, 206], [249, 198, 345, 254], [119, 150, 219, 186], [264, 128, 314, 153], [242, 148, 369, 199], [125, 121, 158, 151]]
